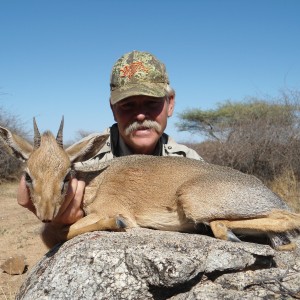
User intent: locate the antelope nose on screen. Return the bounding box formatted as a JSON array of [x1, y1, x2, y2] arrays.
[[42, 219, 51, 223]]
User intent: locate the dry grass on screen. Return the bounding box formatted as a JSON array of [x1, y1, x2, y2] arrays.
[[267, 169, 300, 213]]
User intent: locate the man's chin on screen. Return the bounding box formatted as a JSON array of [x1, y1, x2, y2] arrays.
[[128, 135, 159, 153]]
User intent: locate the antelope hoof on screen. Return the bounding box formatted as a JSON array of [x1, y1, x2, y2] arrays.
[[210, 220, 241, 242], [276, 243, 297, 251], [116, 215, 127, 230], [227, 230, 242, 242], [268, 232, 297, 251]]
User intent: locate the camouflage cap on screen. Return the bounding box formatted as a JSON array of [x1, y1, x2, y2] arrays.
[[110, 50, 169, 104]]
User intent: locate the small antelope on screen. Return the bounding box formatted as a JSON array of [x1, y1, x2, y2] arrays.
[[1, 118, 300, 250]]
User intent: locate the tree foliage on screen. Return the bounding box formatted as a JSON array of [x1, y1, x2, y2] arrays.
[[177, 90, 300, 142], [179, 90, 300, 182]]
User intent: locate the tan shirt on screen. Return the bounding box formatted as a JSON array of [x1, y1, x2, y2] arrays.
[[85, 123, 203, 163]]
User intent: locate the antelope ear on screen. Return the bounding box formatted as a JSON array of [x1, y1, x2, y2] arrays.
[[0, 127, 33, 161], [66, 134, 109, 163]]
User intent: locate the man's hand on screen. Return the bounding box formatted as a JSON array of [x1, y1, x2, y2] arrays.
[[17, 175, 86, 225]]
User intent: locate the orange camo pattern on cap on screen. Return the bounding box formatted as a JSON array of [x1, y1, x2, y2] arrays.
[[120, 61, 149, 79]]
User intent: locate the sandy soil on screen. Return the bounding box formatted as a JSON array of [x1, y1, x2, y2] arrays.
[[0, 182, 48, 300]]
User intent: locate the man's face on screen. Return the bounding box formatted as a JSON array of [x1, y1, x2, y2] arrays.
[[111, 95, 174, 154]]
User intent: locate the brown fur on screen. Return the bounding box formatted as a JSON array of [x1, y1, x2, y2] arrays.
[[1, 123, 300, 250]]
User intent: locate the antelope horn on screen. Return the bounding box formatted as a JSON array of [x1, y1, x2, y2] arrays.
[[56, 116, 64, 148], [33, 117, 41, 149]]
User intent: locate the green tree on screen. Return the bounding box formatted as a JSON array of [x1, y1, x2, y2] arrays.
[[177, 92, 300, 142], [177, 90, 300, 182]]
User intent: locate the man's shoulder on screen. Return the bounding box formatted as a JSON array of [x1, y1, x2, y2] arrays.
[[162, 134, 204, 161]]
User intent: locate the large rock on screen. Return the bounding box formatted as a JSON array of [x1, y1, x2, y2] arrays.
[[17, 229, 300, 299]]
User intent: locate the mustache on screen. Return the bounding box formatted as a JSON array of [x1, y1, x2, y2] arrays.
[[125, 120, 162, 136]]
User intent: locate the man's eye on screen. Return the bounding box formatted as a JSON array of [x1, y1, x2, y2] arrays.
[[119, 103, 135, 111], [147, 101, 161, 108]]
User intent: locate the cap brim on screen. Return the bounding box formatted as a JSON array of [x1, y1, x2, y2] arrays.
[[110, 82, 167, 105]]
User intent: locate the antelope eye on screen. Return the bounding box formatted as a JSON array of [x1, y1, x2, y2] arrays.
[[61, 170, 73, 194], [63, 170, 74, 183], [24, 172, 33, 185]]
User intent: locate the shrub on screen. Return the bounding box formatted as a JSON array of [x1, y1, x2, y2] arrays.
[[0, 107, 28, 182]]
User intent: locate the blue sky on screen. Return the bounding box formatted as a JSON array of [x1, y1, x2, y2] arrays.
[[0, 0, 300, 143]]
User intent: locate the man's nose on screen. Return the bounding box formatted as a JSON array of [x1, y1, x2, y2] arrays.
[[136, 107, 148, 121], [136, 112, 147, 122]]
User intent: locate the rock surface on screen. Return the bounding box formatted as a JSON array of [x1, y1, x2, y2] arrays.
[[1, 254, 26, 275], [16, 229, 300, 299]]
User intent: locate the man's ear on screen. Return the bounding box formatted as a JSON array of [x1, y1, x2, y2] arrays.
[[167, 95, 175, 117]]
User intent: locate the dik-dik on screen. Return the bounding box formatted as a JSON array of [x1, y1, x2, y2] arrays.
[[1, 118, 300, 250]]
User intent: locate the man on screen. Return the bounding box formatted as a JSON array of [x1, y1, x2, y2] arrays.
[[17, 50, 203, 230]]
